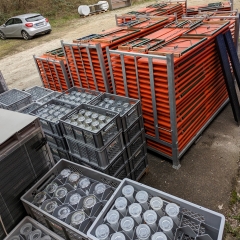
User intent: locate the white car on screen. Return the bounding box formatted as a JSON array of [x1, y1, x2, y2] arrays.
[[0, 13, 51, 40]]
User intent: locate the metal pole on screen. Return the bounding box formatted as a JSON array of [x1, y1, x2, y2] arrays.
[[106, 47, 116, 94], [86, 47, 98, 91], [60, 61, 71, 89], [53, 61, 63, 92], [148, 57, 160, 140], [166, 54, 181, 169], [120, 54, 129, 97]]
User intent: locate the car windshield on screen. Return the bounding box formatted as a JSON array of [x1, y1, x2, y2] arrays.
[[25, 15, 44, 22]]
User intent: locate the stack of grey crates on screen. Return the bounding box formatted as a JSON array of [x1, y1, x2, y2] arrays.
[[62, 92, 147, 180], [0, 109, 53, 239], [90, 93, 147, 181]]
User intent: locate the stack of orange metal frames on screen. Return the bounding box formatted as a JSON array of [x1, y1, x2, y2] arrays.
[[106, 13, 239, 167], [186, 1, 232, 16], [34, 48, 72, 92], [61, 1, 187, 93]]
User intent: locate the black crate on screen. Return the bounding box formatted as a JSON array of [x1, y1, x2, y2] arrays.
[[48, 142, 70, 163], [131, 154, 148, 181], [45, 132, 68, 150], [56, 86, 101, 106], [69, 148, 128, 177], [90, 93, 141, 130], [65, 131, 124, 167], [129, 143, 147, 170], [126, 129, 145, 158], [31, 99, 76, 136], [60, 104, 122, 148], [123, 116, 144, 144]]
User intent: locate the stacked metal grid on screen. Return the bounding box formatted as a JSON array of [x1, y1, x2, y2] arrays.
[[21, 159, 121, 240], [186, 1, 232, 16], [34, 48, 72, 92], [90, 93, 148, 181], [0, 88, 32, 111], [88, 178, 225, 240], [0, 109, 52, 239], [106, 15, 239, 168], [3, 217, 64, 240], [62, 15, 175, 93], [30, 99, 78, 163]]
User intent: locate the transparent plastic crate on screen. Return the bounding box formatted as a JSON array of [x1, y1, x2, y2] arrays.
[[60, 103, 122, 148], [90, 93, 141, 130], [21, 159, 121, 240], [56, 87, 101, 106], [123, 116, 144, 144], [126, 129, 145, 158], [31, 99, 76, 136], [87, 179, 225, 240], [25, 86, 53, 102], [129, 143, 147, 171], [0, 89, 32, 111], [45, 132, 68, 150], [37, 91, 62, 104], [18, 102, 42, 114], [4, 216, 65, 240], [65, 131, 124, 167], [69, 148, 128, 177]]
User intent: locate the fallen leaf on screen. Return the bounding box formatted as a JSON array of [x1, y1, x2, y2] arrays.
[[218, 204, 223, 210]]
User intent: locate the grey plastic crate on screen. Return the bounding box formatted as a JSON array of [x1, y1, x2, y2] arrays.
[[48, 142, 70, 163], [90, 93, 141, 130], [21, 159, 121, 240], [18, 102, 42, 114], [129, 143, 147, 171], [130, 154, 148, 181], [56, 87, 102, 106], [87, 179, 225, 240], [60, 104, 122, 148], [25, 86, 53, 102], [4, 216, 65, 240], [31, 99, 76, 136], [65, 131, 124, 167], [0, 89, 32, 111], [123, 116, 144, 144], [69, 148, 128, 177], [37, 91, 61, 104], [126, 129, 145, 158], [45, 132, 68, 150]]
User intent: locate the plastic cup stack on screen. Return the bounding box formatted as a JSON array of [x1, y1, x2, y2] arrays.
[[159, 216, 174, 239], [165, 203, 180, 226], [106, 210, 120, 231], [120, 217, 135, 239], [111, 232, 126, 240], [129, 203, 142, 224], [151, 232, 167, 240], [95, 224, 110, 240], [150, 197, 164, 217], [122, 185, 135, 203], [143, 210, 158, 231], [115, 197, 128, 216], [136, 190, 149, 210], [136, 224, 151, 240]]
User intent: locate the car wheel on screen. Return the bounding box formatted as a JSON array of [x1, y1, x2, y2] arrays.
[[46, 30, 51, 34], [0, 31, 6, 40], [21, 30, 32, 40]]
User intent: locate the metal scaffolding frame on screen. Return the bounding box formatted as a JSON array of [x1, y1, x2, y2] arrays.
[[61, 41, 110, 93], [33, 55, 71, 92], [106, 48, 229, 169]]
